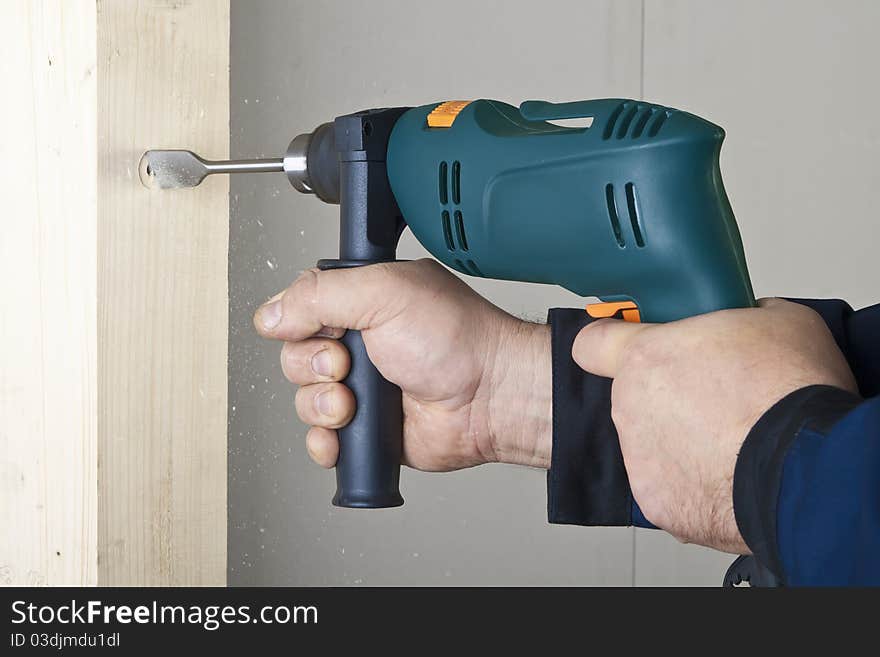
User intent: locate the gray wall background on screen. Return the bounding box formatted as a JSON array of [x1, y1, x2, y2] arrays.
[[229, 0, 880, 585]]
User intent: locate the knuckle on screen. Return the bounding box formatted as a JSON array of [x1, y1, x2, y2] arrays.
[[360, 262, 404, 307], [796, 305, 825, 331], [405, 258, 450, 289], [416, 257, 444, 275], [777, 298, 823, 328], [289, 269, 319, 307]]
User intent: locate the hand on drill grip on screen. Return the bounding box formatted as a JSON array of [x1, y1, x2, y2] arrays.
[[572, 298, 858, 553], [254, 259, 552, 471]]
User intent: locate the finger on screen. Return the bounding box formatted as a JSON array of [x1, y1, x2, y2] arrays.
[[294, 382, 356, 429], [306, 426, 339, 468], [254, 263, 407, 341], [280, 338, 351, 385], [572, 318, 652, 378], [254, 286, 347, 339]]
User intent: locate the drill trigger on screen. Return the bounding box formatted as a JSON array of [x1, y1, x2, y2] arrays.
[[585, 300, 641, 323]]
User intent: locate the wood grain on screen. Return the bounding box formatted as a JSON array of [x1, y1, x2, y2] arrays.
[[97, 0, 229, 585], [0, 0, 98, 586]]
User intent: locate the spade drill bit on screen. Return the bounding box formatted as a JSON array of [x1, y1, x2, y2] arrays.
[[138, 130, 331, 198], [138, 150, 283, 189]]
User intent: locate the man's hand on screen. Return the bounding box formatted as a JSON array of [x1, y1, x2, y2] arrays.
[[572, 298, 858, 553], [254, 259, 551, 471]]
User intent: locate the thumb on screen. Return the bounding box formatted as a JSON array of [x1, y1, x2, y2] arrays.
[[254, 263, 404, 341], [572, 318, 653, 378]]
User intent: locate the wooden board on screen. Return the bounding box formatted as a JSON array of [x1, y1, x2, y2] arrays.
[[96, 0, 229, 585], [0, 0, 98, 587]]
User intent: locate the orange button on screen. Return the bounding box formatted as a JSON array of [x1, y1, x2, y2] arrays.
[[427, 101, 472, 128], [585, 300, 641, 323]]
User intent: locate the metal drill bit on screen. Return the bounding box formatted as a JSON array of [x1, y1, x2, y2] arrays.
[[138, 150, 284, 190]]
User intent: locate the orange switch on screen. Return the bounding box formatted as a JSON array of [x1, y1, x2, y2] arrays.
[[427, 101, 472, 128], [585, 300, 641, 323]]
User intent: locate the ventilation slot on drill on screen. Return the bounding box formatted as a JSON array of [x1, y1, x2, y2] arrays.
[[603, 102, 627, 140], [625, 182, 645, 247], [616, 104, 640, 139], [439, 161, 448, 204], [440, 159, 470, 255], [451, 161, 461, 204], [605, 184, 626, 247], [631, 107, 655, 139], [454, 258, 483, 277], [453, 211, 468, 251], [466, 259, 483, 276], [604, 103, 674, 139], [442, 210, 455, 250], [648, 110, 671, 137]]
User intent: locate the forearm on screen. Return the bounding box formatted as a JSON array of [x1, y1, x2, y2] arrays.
[[484, 320, 553, 469]]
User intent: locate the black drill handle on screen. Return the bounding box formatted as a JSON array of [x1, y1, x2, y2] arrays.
[[317, 107, 411, 508], [331, 328, 404, 508]]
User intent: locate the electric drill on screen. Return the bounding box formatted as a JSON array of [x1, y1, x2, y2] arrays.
[[141, 98, 755, 509]]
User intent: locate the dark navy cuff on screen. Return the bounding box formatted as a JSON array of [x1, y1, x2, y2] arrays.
[[546, 308, 653, 527]]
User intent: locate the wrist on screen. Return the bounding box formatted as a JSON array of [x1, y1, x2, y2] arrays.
[[484, 319, 552, 468]]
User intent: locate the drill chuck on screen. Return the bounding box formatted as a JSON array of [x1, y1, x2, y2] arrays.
[[283, 122, 339, 203]]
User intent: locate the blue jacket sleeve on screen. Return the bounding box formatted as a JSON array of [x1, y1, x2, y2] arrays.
[[733, 300, 880, 586]]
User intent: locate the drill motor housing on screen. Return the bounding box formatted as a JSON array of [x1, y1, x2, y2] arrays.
[[387, 99, 754, 323]]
